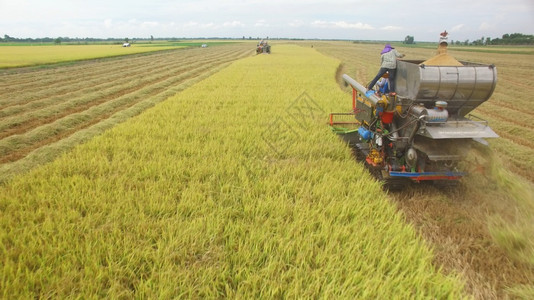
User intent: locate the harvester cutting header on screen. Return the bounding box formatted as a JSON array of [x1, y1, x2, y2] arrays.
[[330, 31, 498, 190]]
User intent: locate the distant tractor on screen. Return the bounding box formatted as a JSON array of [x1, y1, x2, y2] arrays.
[[256, 39, 271, 54]]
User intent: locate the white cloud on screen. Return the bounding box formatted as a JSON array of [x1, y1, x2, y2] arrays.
[[183, 21, 215, 29], [183, 21, 199, 28], [381, 26, 402, 31], [311, 20, 328, 27], [223, 21, 245, 28], [451, 24, 465, 32], [288, 20, 305, 27], [479, 22, 494, 30], [200, 22, 215, 29], [142, 21, 159, 28], [312, 20, 373, 30], [254, 19, 269, 27], [182, 20, 244, 31], [104, 19, 113, 29], [1, 0, 533, 41]]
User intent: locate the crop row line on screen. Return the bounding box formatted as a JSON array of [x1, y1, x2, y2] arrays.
[[497, 77, 534, 93], [0, 49, 251, 163], [0, 50, 244, 146], [473, 112, 534, 149], [0, 47, 242, 108], [0, 49, 248, 127], [488, 138, 534, 182], [489, 89, 532, 111], [0, 52, 175, 91], [0, 54, 243, 181], [0, 54, 181, 106], [6, 47, 236, 95], [0, 65, 206, 161], [0, 47, 210, 88], [491, 124, 534, 150], [0, 48, 243, 121], [476, 103, 534, 130]]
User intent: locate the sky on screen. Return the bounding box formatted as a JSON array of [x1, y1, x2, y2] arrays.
[[1, 0, 533, 42]]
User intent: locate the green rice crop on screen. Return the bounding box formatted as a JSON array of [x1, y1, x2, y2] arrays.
[[0, 44, 465, 298]]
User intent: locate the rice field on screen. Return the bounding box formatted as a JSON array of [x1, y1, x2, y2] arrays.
[[0, 43, 252, 182], [0, 44, 466, 298], [1, 40, 533, 299], [0, 44, 190, 68]]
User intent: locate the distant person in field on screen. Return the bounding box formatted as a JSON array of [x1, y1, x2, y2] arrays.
[[367, 44, 405, 93]]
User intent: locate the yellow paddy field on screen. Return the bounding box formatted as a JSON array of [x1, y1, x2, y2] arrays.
[[2, 41, 533, 299], [0, 44, 183, 68], [0, 44, 464, 298]]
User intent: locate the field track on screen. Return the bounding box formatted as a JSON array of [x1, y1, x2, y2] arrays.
[[0, 44, 253, 181]]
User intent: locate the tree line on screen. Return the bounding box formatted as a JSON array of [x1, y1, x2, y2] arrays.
[[0, 35, 139, 44], [481, 33, 533, 45], [403, 33, 533, 45], [2, 33, 533, 45], [0, 35, 251, 44]]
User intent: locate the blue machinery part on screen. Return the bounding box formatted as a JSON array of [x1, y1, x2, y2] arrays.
[[389, 171, 465, 181], [358, 126, 373, 141]]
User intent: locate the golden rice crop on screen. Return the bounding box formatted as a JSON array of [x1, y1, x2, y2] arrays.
[[0, 44, 464, 298], [0, 44, 184, 68]]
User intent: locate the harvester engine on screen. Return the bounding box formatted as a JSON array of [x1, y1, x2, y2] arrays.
[[330, 32, 498, 190]]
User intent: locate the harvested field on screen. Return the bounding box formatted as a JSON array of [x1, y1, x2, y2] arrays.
[[0, 44, 253, 182], [0, 44, 186, 68]]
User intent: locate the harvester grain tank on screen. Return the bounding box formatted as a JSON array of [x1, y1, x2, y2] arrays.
[[330, 32, 498, 189]]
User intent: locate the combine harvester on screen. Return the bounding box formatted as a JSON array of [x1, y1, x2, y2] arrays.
[[330, 32, 498, 190], [256, 39, 271, 54]]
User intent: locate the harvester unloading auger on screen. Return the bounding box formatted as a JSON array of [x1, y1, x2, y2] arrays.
[[330, 32, 498, 190]]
